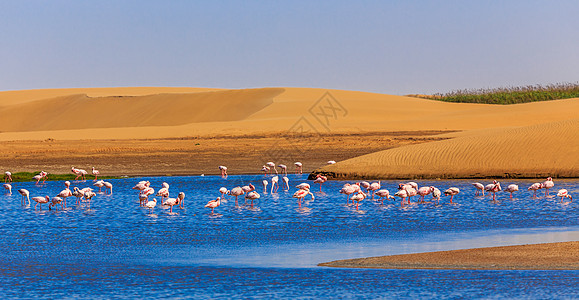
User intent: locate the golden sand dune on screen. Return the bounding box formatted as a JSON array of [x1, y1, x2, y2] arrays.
[[315, 118, 579, 179], [0, 88, 283, 132]]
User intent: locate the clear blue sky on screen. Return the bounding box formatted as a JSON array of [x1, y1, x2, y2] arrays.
[[1, 1, 577, 95]]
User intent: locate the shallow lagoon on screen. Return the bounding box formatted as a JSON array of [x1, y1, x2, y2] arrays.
[[1, 175, 578, 298]]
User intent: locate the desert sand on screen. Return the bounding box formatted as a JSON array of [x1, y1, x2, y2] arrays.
[[319, 242, 579, 270], [0, 87, 578, 177]]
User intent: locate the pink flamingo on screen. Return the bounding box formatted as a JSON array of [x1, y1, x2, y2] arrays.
[[229, 187, 244, 206], [542, 177, 554, 196], [556, 189, 572, 203], [294, 162, 303, 174], [351, 191, 367, 211], [266, 162, 277, 175], [103, 181, 113, 195], [282, 176, 290, 191], [369, 181, 381, 199], [417, 186, 432, 203], [219, 166, 228, 177], [32, 174, 43, 184], [360, 181, 370, 194], [84, 191, 96, 208], [278, 164, 287, 175], [92, 167, 100, 180], [162, 194, 182, 213], [132, 181, 150, 190], [219, 187, 229, 199], [262, 180, 268, 193], [375, 189, 395, 205], [485, 180, 501, 202], [18, 189, 30, 205], [71, 167, 86, 180], [313, 175, 327, 192], [145, 198, 157, 213], [32, 195, 50, 210], [93, 180, 105, 193], [57, 187, 72, 208], [505, 184, 519, 199], [156, 182, 169, 200], [339, 183, 356, 205], [394, 189, 409, 207], [296, 183, 311, 190], [139, 193, 149, 206], [261, 165, 270, 176], [72, 187, 84, 204], [472, 182, 485, 196], [4, 171, 12, 183], [49, 197, 64, 211], [431, 187, 442, 205], [528, 182, 542, 197], [178, 192, 185, 209], [293, 188, 314, 208], [205, 197, 221, 214], [444, 187, 460, 203], [3, 183, 11, 195], [245, 191, 260, 208], [271, 176, 279, 193]]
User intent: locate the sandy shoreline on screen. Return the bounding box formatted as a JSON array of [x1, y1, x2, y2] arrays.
[[319, 242, 579, 270]]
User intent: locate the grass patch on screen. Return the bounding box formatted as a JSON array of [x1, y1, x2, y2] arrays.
[[6, 172, 122, 183], [411, 82, 579, 105]]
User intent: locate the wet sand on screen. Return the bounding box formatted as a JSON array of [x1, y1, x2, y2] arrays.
[[319, 242, 579, 270]]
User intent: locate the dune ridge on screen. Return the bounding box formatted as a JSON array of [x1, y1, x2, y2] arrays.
[[314, 118, 579, 179], [0, 88, 283, 132]]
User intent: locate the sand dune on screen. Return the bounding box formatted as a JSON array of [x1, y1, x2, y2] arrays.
[[314, 118, 579, 179], [0, 88, 283, 132]]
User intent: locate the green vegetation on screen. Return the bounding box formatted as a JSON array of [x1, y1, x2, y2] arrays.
[[6, 172, 122, 183], [417, 82, 579, 105]]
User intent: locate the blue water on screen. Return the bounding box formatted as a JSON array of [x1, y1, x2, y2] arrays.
[[1, 175, 578, 299]]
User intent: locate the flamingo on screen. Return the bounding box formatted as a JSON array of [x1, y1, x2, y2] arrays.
[[505, 184, 519, 199], [369, 181, 381, 199], [261, 165, 270, 176], [313, 175, 327, 192], [32, 195, 50, 210], [163, 192, 184, 212], [556, 189, 572, 203], [271, 176, 279, 193], [431, 187, 442, 205], [219, 187, 229, 198], [417, 186, 432, 203], [93, 180, 105, 193], [444, 187, 460, 204], [375, 189, 395, 205], [229, 187, 244, 206], [72, 187, 84, 204], [472, 182, 485, 196], [156, 182, 169, 200], [542, 177, 554, 196], [394, 189, 409, 207], [293, 188, 314, 208], [219, 165, 228, 176], [294, 162, 303, 174], [57, 187, 72, 208], [4, 171, 12, 183], [139, 193, 149, 206], [71, 167, 86, 180], [339, 183, 356, 205], [132, 181, 150, 190], [245, 191, 260, 208], [140, 187, 155, 198], [32, 174, 43, 184], [49, 197, 64, 211], [79, 169, 88, 180], [282, 176, 290, 191], [262, 180, 268, 193], [528, 182, 542, 197], [3, 183, 11, 195], [177, 192, 185, 209], [360, 181, 370, 194], [266, 162, 277, 175], [296, 183, 311, 190], [145, 198, 157, 213], [103, 181, 113, 195], [84, 191, 96, 208], [350, 191, 366, 211], [241, 183, 255, 194], [205, 197, 221, 214], [18, 188, 30, 205], [92, 167, 100, 180], [485, 180, 501, 202], [278, 164, 287, 175]]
